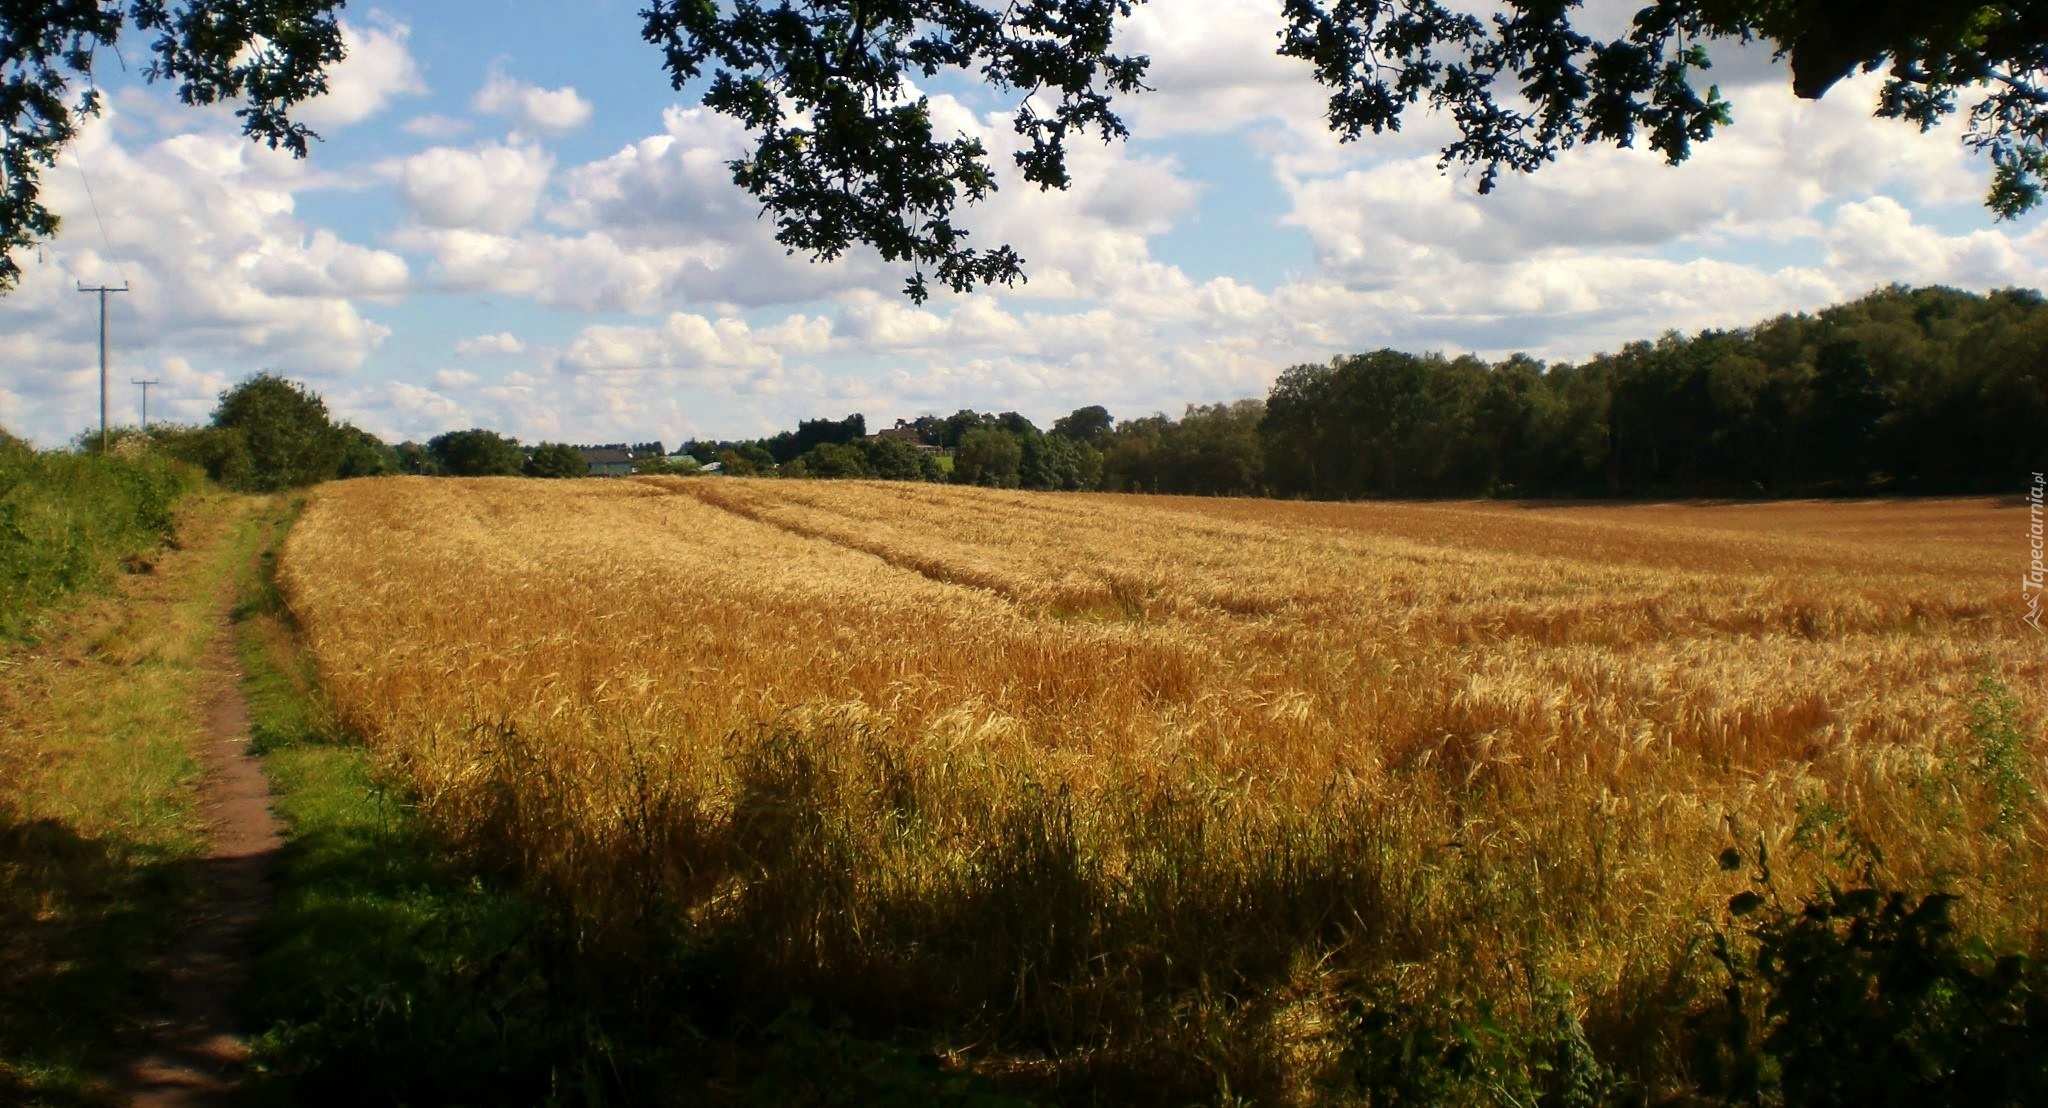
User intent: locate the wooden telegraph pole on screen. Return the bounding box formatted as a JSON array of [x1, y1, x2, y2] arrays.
[[132, 377, 161, 429], [78, 282, 129, 452]]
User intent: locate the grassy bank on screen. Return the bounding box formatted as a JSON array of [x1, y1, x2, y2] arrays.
[[0, 491, 258, 1104], [0, 432, 198, 641]]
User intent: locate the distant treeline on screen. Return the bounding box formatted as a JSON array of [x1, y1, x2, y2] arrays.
[[92, 376, 693, 486], [686, 284, 2048, 498], [75, 283, 2048, 498]]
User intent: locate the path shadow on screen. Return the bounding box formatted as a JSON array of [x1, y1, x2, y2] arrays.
[[123, 845, 283, 1107], [0, 809, 278, 1106]]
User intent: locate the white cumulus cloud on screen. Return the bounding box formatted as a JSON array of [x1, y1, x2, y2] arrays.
[[391, 139, 554, 234], [297, 17, 428, 129], [456, 332, 528, 358], [473, 65, 595, 134]]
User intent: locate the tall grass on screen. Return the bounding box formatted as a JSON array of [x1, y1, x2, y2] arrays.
[[0, 492, 257, 1103], [0, 429, 197, 639], [276, 478, 2048, 1101]]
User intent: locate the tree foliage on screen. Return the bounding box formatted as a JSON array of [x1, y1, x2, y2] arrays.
[[732, 284, 2044, 499], [1254, 284, 2048, 499], [526, 442, 588, 479], [0, 0, 346, 290], [1104, 402, 1264, 496], [336, 424, 399, 478], [1051, 404, 1115, 447], [427, 428, 525, 477], [119, 373, 392, 490], [7, 3, 2042, 297], [640, 0, 1148, 303], [1279, 1, 2048, 217], [952, 426, 1025, 488], [210, 372, 345, 491], [638, 0, 2045, 297]]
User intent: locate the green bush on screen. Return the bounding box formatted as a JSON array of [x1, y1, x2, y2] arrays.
[[148, 423, 255, 489], [1701, 843, 2048, 1106], [1964, 673, 2038, 837], [524, 442, 588, 479], [0, 432, 197, 639]]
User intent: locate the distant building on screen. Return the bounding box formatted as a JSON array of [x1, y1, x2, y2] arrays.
[[579, 447, 634, 477], [871, 420, 939, 452]]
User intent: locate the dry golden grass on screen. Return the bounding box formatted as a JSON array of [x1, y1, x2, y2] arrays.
[[278, 477, 2047, 1099]]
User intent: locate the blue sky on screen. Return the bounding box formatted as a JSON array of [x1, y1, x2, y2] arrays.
[[2, 2, 2043, 448]]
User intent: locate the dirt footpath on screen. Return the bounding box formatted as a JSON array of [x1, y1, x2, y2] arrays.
[[121, 611, 280, 1107]]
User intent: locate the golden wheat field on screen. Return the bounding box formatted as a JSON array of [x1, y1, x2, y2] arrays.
[[278, 477, 2048, 1098]]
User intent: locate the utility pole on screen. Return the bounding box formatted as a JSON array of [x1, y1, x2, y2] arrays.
[[78, 282, 129, 452], [132, 378, 161, 429]]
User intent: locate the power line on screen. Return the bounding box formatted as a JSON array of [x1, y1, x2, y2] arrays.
[[73, 137, 130, 289]]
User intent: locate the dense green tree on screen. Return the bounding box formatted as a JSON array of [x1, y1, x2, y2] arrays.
[[1102, 415, 1167, 494], [857, 436, 934, 481], [1020, 431, 1103, 491], [953, 427, 1023, 488], [210, 373, 346, 492], [1050, 405, 1115, 448], [1331, 350, 1432, 496], [793, 414, 867, 458], [1249, 284, 2047, 500], [799, 441, 872, 478], [1260, 363, 1334, 497], [1475, 354, 1546, 495], [526, 442, 588, 479], [1802, 341, 1886, 485], [1153, 401, 1265, 496], [428, 429, 525, 477], [1974, 297, 2048, 479], [992, 412, 1039, 437], [334, 424, 399, 479], [717, 448, 762, 477], [394, 441, 440, 476], [936, 410, 994, 449]]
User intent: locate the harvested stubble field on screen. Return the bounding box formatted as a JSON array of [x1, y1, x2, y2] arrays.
[[279, 477, 2047, 1101]]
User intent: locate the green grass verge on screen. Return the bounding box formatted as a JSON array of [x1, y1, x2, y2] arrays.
[[0, 493, 259, 1105]]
